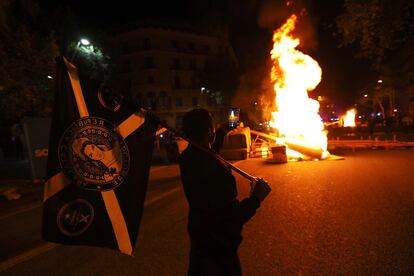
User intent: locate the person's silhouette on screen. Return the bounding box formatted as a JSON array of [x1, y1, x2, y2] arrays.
[[179, 108, 270, 276]]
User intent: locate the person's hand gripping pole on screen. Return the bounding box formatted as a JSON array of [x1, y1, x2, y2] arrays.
[[250, 178, 272, 202]]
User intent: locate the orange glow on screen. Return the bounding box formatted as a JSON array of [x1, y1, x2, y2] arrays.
[[261, 146, 269, 158], [269, 14, 329, 159], [343, 109, 356, 127], [229, 110, 235, 121]]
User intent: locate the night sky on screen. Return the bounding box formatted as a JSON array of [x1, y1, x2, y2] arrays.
[[41, 0, 377, 111]]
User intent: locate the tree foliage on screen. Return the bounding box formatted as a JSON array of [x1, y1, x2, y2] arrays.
[[0, 1, 59, 124], [336, 0, 414, 69], [67, 35, 112, 80], [199, 50, 239, 106]]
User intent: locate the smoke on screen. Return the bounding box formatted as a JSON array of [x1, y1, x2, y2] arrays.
[[258, 0, 319, 50], [231, 61, 274, 124], [231, 0, 320, 125]]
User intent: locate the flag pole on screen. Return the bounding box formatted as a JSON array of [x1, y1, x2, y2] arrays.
[[156, 120, 257, 183]]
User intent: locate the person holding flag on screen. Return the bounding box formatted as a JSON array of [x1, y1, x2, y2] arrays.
[[43, 56, 270, 272], [179, 109, 271, 276]]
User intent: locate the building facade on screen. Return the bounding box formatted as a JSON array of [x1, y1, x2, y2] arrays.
[[113, 24, 238, 128]]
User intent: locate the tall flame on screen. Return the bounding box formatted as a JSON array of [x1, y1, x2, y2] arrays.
[[270, 15, 328, 159], [343, 109, 356, 127]]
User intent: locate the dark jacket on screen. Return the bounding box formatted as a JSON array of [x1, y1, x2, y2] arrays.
[[179, 145, 260, 252]]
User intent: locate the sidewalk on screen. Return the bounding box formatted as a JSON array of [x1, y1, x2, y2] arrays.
[[0, 179, 44, 218], [0, 179, 43, 198], [0, 159, 38, 197]]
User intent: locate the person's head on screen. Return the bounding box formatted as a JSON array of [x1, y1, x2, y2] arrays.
[[72, 137, 106, 161], [182, 108, 215, 145], [82, 143, 106, 161]]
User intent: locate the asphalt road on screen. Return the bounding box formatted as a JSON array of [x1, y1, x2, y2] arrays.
[[1, 149, 413, 275]]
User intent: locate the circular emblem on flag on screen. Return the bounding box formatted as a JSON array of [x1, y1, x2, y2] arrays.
[[57, 199, 94, 237], [58, 117, 130, 191]]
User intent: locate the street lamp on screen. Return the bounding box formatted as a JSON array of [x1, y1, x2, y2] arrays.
[[80, 39, 90, 46], [377, 79, 383, 83], [70, 38, 93, 62]]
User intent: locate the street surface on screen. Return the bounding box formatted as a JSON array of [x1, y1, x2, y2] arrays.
[[1, 149, 413, 275]]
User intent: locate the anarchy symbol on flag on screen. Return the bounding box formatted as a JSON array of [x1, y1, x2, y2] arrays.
[[57, 199, 94, 237]]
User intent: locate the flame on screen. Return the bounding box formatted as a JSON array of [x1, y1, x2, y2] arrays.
[[261, 146, 269, 158], [343, 109, 356, 127], [229, 110, 235, 120], [269, 14, 328, 159]]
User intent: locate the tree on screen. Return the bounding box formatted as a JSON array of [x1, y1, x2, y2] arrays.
[[357, 86, 396, 119], [67, 37, 112, 80], [43, 3, 112, 80], [336, 0, 414, 117], [199, 50, 239, 106], [0, 1, 59, 125], [335, 0, 414, 69]]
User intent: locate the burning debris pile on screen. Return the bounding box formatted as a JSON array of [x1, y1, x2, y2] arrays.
[[268, 14, 329, 160], [342, 109, 356, 127]]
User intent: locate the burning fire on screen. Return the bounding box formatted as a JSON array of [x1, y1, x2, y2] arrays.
[[343, 109, 356, 127], [229, 110, 235, 121], [269, 14, 329, 159]]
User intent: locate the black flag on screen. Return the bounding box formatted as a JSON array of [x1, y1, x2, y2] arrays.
[[42, 56, 159, 255]]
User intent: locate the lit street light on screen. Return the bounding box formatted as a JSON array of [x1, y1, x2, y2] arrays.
[[80, 39, 90, 46], [70, 38, 93, 62], [378, 79, 383, 83]]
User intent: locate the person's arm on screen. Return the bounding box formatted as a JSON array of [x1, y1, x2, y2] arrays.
[[203, 166, 270, 226], [209, 181, 271, 225], [180, 151, 270, 225]]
